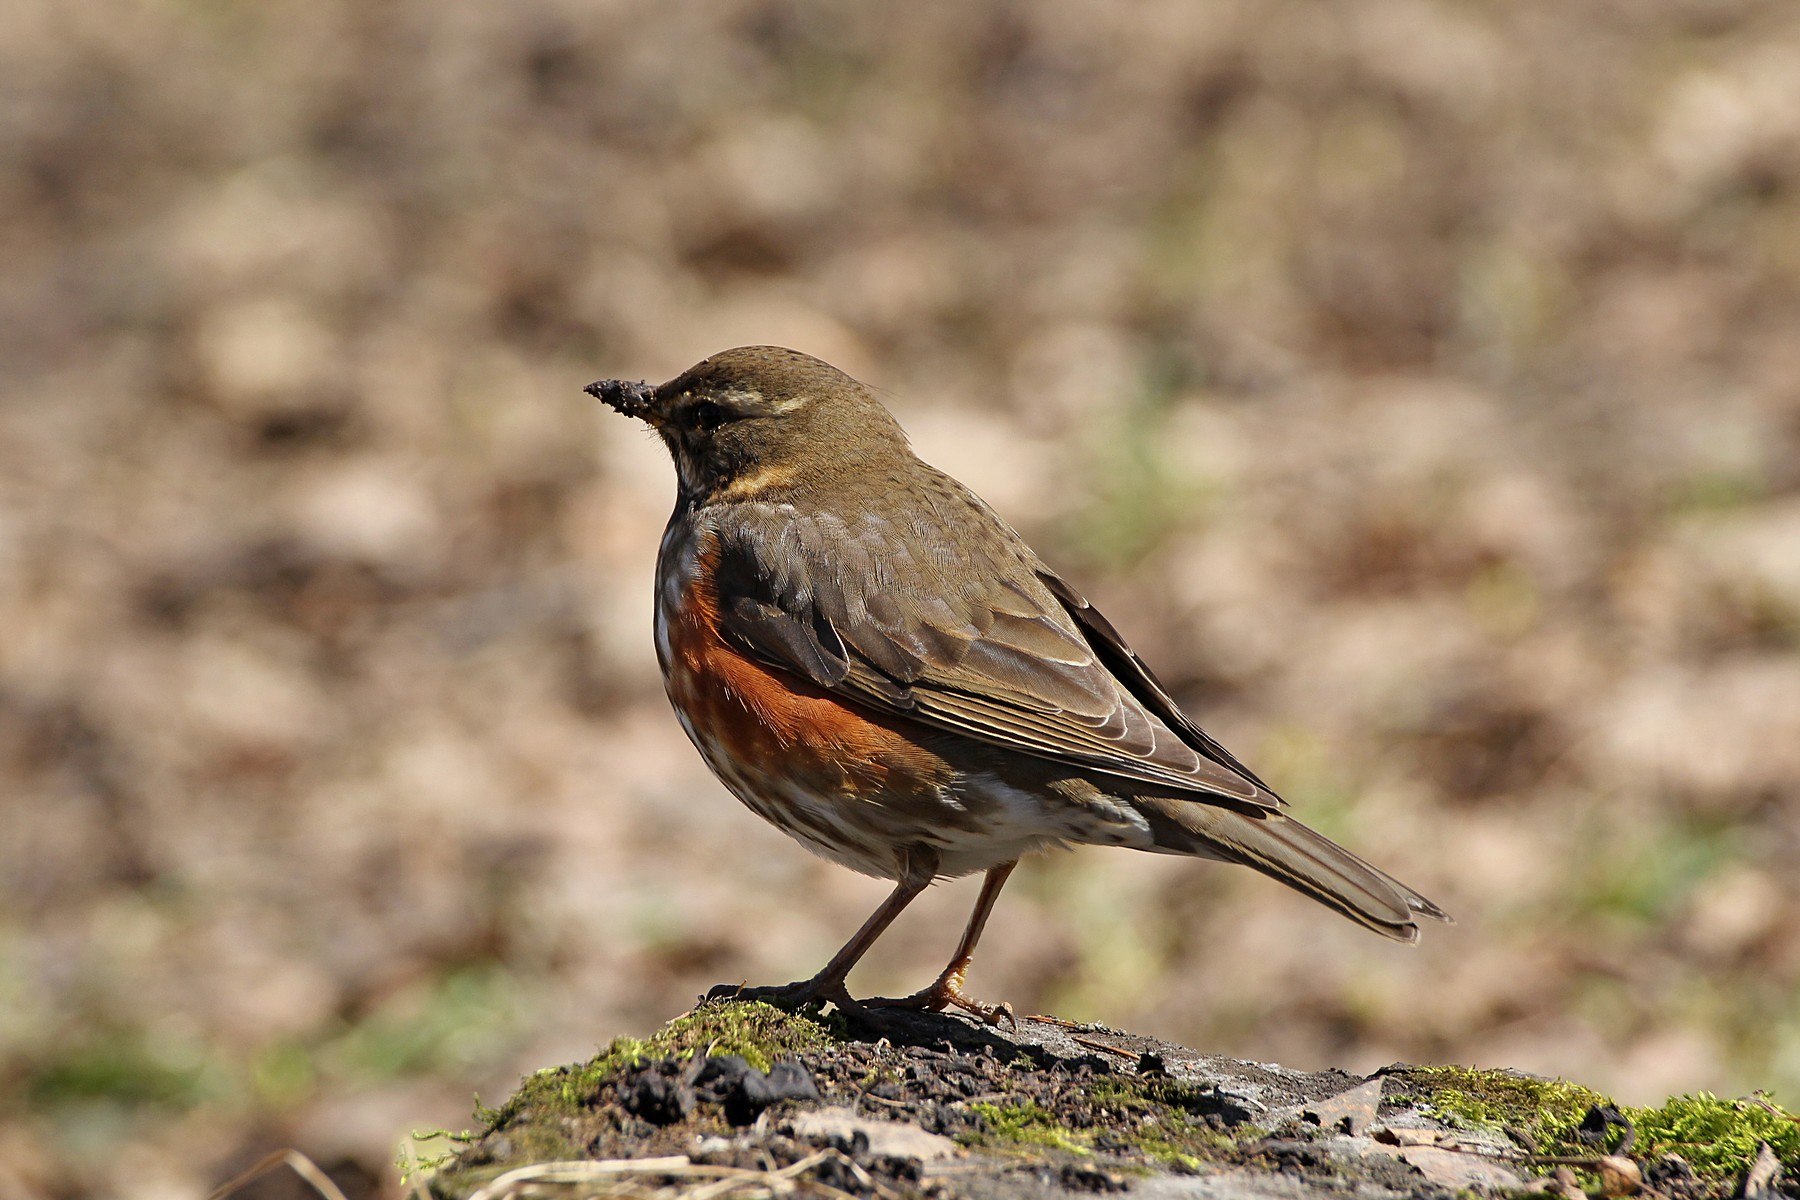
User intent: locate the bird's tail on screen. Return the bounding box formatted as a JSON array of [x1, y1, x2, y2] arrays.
[[1134, 797, 1451, 942]]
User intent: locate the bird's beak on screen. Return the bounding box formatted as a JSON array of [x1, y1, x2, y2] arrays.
[[585, 379, 661, 424]]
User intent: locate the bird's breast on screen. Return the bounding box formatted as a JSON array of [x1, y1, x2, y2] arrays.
[[653, 519, 954, 805]]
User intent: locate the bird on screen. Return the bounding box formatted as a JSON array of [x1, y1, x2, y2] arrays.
[[587, 346, 1448, 1024]]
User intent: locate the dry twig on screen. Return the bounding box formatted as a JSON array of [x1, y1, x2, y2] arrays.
[[464, 1149, 869, 1200], [207, 1149, 351, 1200]]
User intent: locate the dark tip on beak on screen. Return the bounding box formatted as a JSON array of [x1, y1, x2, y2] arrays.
[[584, 378, 657, 418]]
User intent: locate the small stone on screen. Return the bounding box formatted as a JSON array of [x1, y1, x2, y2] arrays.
[[1598, 1154, 1641, 1196], [1303, 1078, 1383, 1135], [623, 1069, 695, 1126], [1549, 1165, 1588, 1200], [727, 1059, 821, 1123], [788, 1108, 958, 1161], [693, 1055, 752, 1093], [1742, 1142, 1782, 1200], [1058, 1162, 1130, 1192], [1376, 1144, 1526, 1191], [1577, 1105, 1634, 1153], [1374, 1127, 1441, 1146], [762, 1061, 823, 1104]]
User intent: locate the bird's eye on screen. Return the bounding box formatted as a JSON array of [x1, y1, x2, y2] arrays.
[[689, 400, 728, 432]]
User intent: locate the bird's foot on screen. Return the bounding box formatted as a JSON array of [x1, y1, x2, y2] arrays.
[[865, 967, 1015, 1029], [703, 976, 857, 1015]]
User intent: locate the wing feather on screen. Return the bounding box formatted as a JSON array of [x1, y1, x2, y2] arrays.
[[711, 487, 1282, 813]]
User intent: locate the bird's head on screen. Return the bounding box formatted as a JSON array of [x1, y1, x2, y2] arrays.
[[587, 346, 906, 503]]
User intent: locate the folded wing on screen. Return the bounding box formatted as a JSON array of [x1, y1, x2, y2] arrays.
[[712, 494, 1283, 815]]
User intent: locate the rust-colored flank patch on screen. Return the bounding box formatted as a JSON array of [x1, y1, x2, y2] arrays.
[[662, 539, 952, 800]]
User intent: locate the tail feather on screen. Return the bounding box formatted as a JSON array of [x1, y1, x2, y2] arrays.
[[1134, 797, 1451, 942]]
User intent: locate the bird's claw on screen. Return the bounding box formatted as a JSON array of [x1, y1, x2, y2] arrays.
[[704, 977, 857, 1014], [865, 977, 1015, 1029]]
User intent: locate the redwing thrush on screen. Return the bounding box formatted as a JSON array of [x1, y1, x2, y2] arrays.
[[589, 346, 1448, 1023]]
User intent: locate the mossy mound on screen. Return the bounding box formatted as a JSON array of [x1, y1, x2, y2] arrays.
[[478, 1000, 843, 1128], [424, 1001, 1282, 1197], [1385, 1064, 1800, 1187], [1388, 1064, 1608, 1149], [1626, 1092, 1799, 1178], [953, 1063, 1252, 1168], [422, 1003, 1800, 1200]]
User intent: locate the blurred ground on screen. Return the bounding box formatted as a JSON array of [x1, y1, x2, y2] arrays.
[[3, 1, 1799, 1197]]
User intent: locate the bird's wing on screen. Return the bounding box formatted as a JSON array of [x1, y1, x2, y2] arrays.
[[713, 492, 1283, 813], [1033, 567, 1280, 798]]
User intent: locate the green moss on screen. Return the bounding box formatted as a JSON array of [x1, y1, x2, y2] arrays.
[[483, 1001, 841, 1128], [960, 1077, 1244, 1169], [1087, 1077, 1244, 1168], [1405, 1068, 1800, 1185], [592, 999, 842, 1076], [1405, 1066, 1607, 1149], [397, 1129, 467, 1184], [1623, 1093, 1800, 1178], [965, 1101, 1093, 1156]]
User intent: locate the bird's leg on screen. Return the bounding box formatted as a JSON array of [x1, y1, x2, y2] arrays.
[[866, 861, 1017, 1026], [707, 856, 935, 1013]]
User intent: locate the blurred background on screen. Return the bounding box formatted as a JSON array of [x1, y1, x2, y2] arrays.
[[4, 0, 1800, 1196]]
